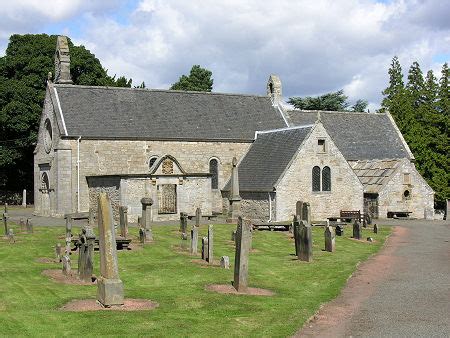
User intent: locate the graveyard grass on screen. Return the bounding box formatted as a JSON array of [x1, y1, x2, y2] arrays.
[[0, 219, 391, 336]]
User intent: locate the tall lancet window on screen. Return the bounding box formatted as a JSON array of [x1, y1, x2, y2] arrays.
[[209, 159, 218, 189]]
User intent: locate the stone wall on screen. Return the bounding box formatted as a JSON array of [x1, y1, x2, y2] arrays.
[[275, 123, 364, 221], [378, 160, 434, 219], [240, 192, 270, 221], [87, 176, 121, 221]]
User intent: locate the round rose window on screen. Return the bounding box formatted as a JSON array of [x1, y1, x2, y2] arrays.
[[43, 119, 52, 153]]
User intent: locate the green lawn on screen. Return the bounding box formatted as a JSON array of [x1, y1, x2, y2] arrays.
[[0, 221, 390, 337]]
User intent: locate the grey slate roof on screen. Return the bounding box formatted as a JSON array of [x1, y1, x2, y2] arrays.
[[54, 84, 287, 140], [224, 126, 313, 192], [285, 110, 411, 160], [349, 159, 402, 193]]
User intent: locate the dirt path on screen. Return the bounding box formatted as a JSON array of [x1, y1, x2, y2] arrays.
[[296, 220, 450, 337]]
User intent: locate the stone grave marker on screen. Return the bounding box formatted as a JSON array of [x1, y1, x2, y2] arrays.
[[296, 200, 303, 220], [137, 216, 142, 228], [231, 230, 236, 242], [55, 243, 62, 262], [336, 225, 343, 236], [227, 157, 242, 222], [26, 218, 33, 233], [19, 218, 25, 232], [367, 237, 373, 242], [180, 212, 188, 232], [207, 225, 213, 264], [353, 220, 362, 240], [2, 211, 8, 236], [302, 202, 311, 224], [139, 228, 146, 244], [119, 206, 128, 238], [140, 198, 153, 241], [195, 208, 202, 227], [88, 208, 95, 226], [22, 189, 27, 208], [77, 226, 95, 282], [293, 215, 300, 256], [324, 226, 335, 252], [298, 221, 313, 262], [233, 216, 252, 292], [220, 256, 230, 269], [373, 224, 378, 234], [190, 227, 198, 254], [97, 193, 124, 307], [7, 228, 15, 243], [201, 237, 209, 261], [62, 255, 71, 275]]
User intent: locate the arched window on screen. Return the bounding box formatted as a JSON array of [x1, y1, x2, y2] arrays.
[[209, 159, 219, 189], [322, 166, 331, 191], [148, 156, 158, 170], [312, 166, 321, 192]]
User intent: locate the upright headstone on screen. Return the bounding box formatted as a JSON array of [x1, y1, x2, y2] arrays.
[[22, 189, 27, 208], [302, 202, 311, 224], [180, 212, 188, 239], [207, 225, 213, 264], [4, 203, 7, 213], [55, 243, 62, 262], [77, 227, 95, 282], [137, 216, 142, 228], [97, 193, 124, 307], [195, 208, 201, 227], [88, 208, 95, 226], [2, 211, 8, 236], [7, 228, 15, 243], [62, 255, 71, 275], [19, 218, 25, 231], [190, 226, 198, 254], [336, 225, 343, 236], [296, 201, 304, 220], [324, 226, 335, 252], [65, 216, 73, 251], [233, 216, 252, 292], [353, 220, 362, 240], [26, 218, 33, 233], [139, 228, 146, 244], [373, 224, 378, 234], [231, 230, 236, 242], [220, 256, 230, 269], [298, 221, 313, 262], [293, 215, 300, 256], [227, 157, 242, 222], [201, 237, 209, 261], [119, 206, 128, 238], [140, 197, 153, 241]]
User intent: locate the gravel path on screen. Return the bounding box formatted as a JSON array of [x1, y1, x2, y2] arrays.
[[297, 219, 450, 337]]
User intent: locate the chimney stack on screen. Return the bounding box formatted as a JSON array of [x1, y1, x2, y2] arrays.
[[54, 36, 73, 84], [267, 74, 282, 106]]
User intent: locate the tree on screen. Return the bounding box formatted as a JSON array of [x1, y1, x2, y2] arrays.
[[288, 89, 367, 112], [170, 65, 213, 92], [0, 34, 132, 193], [351, 99, 369, 112]]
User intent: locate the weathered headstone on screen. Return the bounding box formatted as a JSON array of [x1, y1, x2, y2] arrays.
[[201, 237, 209, 261], [62, 255, 71, 275], [220, 256, 230, 269], [367, 237, 373, 242], [139, 228, 146, 244], [302, 202, 311, 224], [190, 226, 198, 254], [119, 205, 128, 238], [373, 224, 378, 234], [353, 220, 362, 240], [324, 226, 335, 252], [207, 225, 213, 264], [293, 215, 300, 256], [298, 221, 313, 262], [65, 216, 73, 241], [228, 157, 242, 222], [231, 230, 236, 242], [336, 225, 343, 236], [88, 208, 95, 226], [233, 216, 252, 292], [19, 218, 25, 231], [22, 189, 27, 208], [26, 218, 33, 234], [55, 243, 62, 262], [77, 226, 95, 282], [2, 211, 8, 236], [97, 193, 124, 307], [296, 201, 304, 220], [180, 212, 188, 232], [140, 197, 153, 241], [7, 228, 15, 243], [195, 208, 202, 227]]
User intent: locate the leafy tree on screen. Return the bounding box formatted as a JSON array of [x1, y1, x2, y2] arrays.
[[0, 34, 132, 193], [351, 99, 369, 112], [288, 89, 367, 112], [170, 65, 213, 92]]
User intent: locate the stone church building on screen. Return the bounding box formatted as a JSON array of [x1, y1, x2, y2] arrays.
[[34, 36, 434, 221]]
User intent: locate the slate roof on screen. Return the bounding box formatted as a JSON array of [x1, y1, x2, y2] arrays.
[[350, 159, 401, 193], [53, 84, 287, 140], [285, 110, 411, 160], [224, 126, 313, 192]]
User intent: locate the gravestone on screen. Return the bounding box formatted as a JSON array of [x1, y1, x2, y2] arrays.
[[298, 221, 313, 262], [140, 197, 153, 241], [336, 225, 343, 236], [2, 211, 8, 236], [97, 193, 124, 307], [195, 208, 202, 227], [353, 220, 362, 240], [231, 230, 236, 242], [207, 225, 213, 264], [190, 227, 198, 254], [201, 237, 209, 261], [373, 224, 378, 234], [293, 215, 300, 256], [302, 202, 311, 224], [26, 218, 33, 234], [65, 216, 73, 253], [137, 216, 142, 228], [181, 233, 188, 241], [22, 189, 27, 208], [220, 256, 230, 269], [19, 218, 25, 231], [228, 157, 242, 222], [55, 243, 62, 262], [119, 206, 128, 238], [139, 228, 146, 244], [367, 237, 373, 242], [296, 201, 304, 220], [180, 212, 188, 240], [88, 208, 95, 226], [77, 227, 95, 282], [62, 255, 71, 275], [7, 228, 15, 243], [233, 216, 252, 292], [324, 226, 335, 252]]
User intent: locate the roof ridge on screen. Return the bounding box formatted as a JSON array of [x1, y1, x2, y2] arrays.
[[287, 109, 386, 116], [255, 124, 313, 138], [52, 83, 270, 99]]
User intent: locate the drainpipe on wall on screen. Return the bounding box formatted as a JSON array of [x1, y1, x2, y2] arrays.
[[77, 136, 81, 212], [268, 192, 272, 222]]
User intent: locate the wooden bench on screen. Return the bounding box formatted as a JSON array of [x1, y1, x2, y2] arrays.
[[387, 211, 412, 219], [187, 215, 217, 221], [72, 237, 131, 251], [252, 221, 290, 231], [340, 210, 362, 222]]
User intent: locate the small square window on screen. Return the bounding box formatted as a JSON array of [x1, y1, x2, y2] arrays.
[[318, 139, 326, 152], [403, 173, 410, 185]]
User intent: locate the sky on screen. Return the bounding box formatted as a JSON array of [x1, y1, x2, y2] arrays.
[[0, 0, 449, 111]]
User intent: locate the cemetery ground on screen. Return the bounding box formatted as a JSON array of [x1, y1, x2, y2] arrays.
[[1, 211, 391, 337]]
